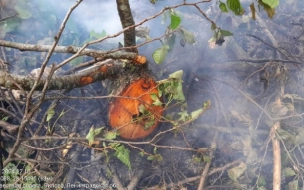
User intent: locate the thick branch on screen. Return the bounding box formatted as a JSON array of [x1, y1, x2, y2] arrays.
[[0, 60, 122, 91], [116, 0, 137, 53]]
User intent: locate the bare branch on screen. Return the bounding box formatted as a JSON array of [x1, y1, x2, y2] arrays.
[[0, 40, 137, 60], [0, 14, 18, 22], [0, 121, 19, 135], [3, 0, 84, 167]]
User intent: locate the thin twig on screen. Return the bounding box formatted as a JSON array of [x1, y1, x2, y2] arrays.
[[3, 0, 83, 167], [197, 132, 218, 189], [0, 14, 17, 22]]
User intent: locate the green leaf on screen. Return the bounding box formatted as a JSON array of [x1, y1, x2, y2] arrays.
[[104, 131, 117, 140], [170, 14, 181, 29], [93, 127, 104, 136], [109, 142, 120, 149], [257, 175, 267, 186], [190, 108, 203, 119], [153, 147, 157, 154], [90, 29, 107, 39], [227, 162, 247, 182], [144, 118, 155, 130], [147, 155, 155, 160], [287, 180, 299, 190], [208, 36, 216, 43], [283, 167, 296, 177], [227, 0, 244, 15], [2, 116, 9, 121], [151, 94, 163, 106], [203, 155, 211, 163], [193, 156, 202, 163], [14, 5, 32, 19], [86, 126, 104, 146], [159, 71, 186, 101], [219, 2, 229, 12], [169, 70, 183, 79], [155, 154, 163, 161], [46, 107, 55, 122], [58, 109, 69, 118], [152, 46, 169, 64], [174, 83, 185, 101], [86, 127, 95, 146], [180, 28, 196, 45], [139, 104, 148, 115], [178, 111, 189, 122], [261, 0, 279, 9], [295, 128, 304, 146], [258, 0, 276, 18], [147, 154, 163, 161], [115, 145, 131, 170], [203, 100, 211, 109], [219, 29, 233, 37], [149, 0, 157, 4], [211, 22, 217, 30], [276, 129, 295, 147]]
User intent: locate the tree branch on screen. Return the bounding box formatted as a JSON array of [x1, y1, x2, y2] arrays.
[[0, 40, 137, 60], [0, 60, 122, 91], [116, 0, 137, 53]]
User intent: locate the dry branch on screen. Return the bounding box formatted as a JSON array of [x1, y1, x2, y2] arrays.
[[0, 60, 122, 91], [3, 0, 84, 167], [0, 40, 137, 60]]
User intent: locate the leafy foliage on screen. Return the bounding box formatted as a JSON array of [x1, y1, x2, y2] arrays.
[[46, 108, 69, 135], [151, 94, 163, 106], [14, 4, 32, 19], [170, 13, 181, 30], [258, 0, 276, 19], [147, 154, 163, 162], [208, 22, 233, 46], [158, 70, 185, 101], [46, 107, 55, 122], [111, 143, 131, 170], [219, 1, 229, 12], [152, 9, 196, 64], [283, 167, 296, 177], [152, 45, 169, 64], [295, 128, 304, 146], [90, 29, 107, 39], [104, 130, 118, 140], [136, 104, 155, 130], [261, 0, 279, 9], [209, 21, 233, 46], [226, 0, 244, 15], [86, 126, 104, 146], [219, 0, 278, 20], [158, 71, 211, 126], [228, 162, 247, 182], [180, 28, 196, 45]]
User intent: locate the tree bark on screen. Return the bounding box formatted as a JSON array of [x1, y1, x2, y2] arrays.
[[0, 60, 122, 91], [116, 0, 137, 53], [0, 40, 137, 59]]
